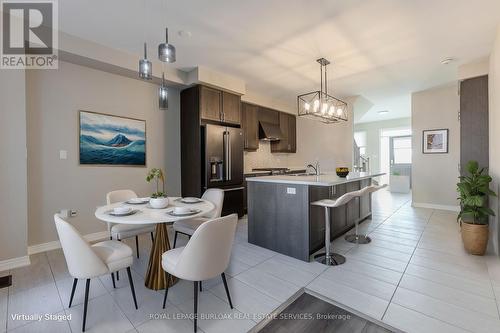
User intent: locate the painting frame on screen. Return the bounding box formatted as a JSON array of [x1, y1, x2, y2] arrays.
[[422, 129, 448, 154], [78, 110, 147, 167]]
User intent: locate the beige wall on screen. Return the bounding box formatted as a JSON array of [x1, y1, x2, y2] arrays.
[[243, 99, 354, 173], [26, 61, 181, 246], [488, 25, 500, 255], [354, 117, 412, 174], [411, 84, 460, 209], [0, 70, 29, 261]]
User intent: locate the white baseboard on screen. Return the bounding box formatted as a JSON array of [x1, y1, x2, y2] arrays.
[[412, 202, 460, 212], [28, 231, 109, 255], [0, 255, 31, 272]]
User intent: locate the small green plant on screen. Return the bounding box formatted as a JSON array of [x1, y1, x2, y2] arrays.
[[457, 161, 496, 224], [146, 168, 166, 198], [392, 171, 401, 176]]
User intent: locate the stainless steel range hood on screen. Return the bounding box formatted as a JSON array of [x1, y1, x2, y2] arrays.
[[258, 121, 282, 141]]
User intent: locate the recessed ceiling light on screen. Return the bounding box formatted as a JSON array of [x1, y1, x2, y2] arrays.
[[178, 30, 192, 38], [378, 110, 389, 114], [441, 57, 454, 65]]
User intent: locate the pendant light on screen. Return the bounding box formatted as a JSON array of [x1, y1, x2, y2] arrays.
[[159, 72, 168, 110], [138, 0, 151, 79], [297, 58, 348, 124], [139, 42, 152, 79], [158, 27, 176, 63]]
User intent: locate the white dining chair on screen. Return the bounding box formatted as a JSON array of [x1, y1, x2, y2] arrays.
[[54, 214, 138, 332], [106, 190, 156, 259], [172, 188, 224, 248], [161, 214, 238, 333]]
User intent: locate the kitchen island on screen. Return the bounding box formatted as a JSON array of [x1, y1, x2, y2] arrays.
[[246, 172, 384, 261]]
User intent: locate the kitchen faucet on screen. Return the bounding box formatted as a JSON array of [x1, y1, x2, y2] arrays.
[[306, 161, 320, 175]]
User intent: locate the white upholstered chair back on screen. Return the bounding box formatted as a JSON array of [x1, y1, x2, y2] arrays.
[[106, 189, 138, 205], [54, 214, 108, 279], [201, 188, 224, 219], [174, 214, 237, 281]]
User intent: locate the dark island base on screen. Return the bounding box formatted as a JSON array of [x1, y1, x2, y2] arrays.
[[247, 178, 372, 262]]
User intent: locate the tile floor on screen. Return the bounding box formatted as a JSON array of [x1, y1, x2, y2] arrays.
[[1, 189, 500, 333]]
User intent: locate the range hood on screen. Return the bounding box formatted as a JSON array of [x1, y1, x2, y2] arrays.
[[259, 121, 282, 141]]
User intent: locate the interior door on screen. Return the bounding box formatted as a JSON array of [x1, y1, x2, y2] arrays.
[[389, 135, 412, 186]]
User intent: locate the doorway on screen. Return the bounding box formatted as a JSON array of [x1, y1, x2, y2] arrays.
[[380, 128, 412, 188]]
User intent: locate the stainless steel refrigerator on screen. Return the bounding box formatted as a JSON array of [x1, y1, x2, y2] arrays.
[[201, 124, 244, 216]]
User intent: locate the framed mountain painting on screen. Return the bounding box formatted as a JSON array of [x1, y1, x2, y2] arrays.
[[79, 110, 146, 166]]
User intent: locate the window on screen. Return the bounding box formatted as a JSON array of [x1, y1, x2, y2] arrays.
[[392, 136, 412, 164]]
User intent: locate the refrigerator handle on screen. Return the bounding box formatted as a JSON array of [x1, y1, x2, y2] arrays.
[[227, 131, 232, 181], [223, 131, 230, 181]]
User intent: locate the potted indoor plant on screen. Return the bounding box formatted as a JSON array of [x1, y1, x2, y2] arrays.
[[457, 160, 496, 255], [146, 168, 169, 208]]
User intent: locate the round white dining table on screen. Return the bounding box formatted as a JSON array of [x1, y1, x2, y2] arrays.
[[95, 197, 214, 290]]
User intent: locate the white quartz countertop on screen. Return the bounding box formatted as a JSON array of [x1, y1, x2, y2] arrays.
[[245, 172, 385, 186]]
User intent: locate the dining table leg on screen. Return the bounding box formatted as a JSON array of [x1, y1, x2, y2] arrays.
[[144, 223, 178, 290]]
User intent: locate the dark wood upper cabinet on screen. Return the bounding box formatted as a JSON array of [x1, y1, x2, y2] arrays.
[[242, 103, 259, 151], [271, 112, 297, 153], [200, 86, 222, 122], [222, 91, 241, 125], [199, 85, 241, 125], [288, 113, 297, 153]]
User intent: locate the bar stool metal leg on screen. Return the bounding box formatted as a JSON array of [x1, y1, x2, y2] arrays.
[[345, 198, 371, 244], [314, 207, 346, 266]]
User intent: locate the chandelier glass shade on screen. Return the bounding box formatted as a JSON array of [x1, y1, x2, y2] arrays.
[[158, 28, 176, 63], [297, 58, 348, 124], [139, 42, 152, 80], [159, 72, 168, 110]]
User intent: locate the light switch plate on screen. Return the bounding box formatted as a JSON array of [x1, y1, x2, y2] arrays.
[[286, 187, 296, 194], [59, 150, 67, 160]]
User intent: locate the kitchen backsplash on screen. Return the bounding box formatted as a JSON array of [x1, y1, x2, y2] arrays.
[[243, 141, 290, 173]]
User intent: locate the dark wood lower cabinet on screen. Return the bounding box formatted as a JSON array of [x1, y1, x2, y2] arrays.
[[248, 179, 374, 262]]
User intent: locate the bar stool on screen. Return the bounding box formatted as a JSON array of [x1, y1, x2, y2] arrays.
[[345, 184, 388, 244], [311, 190, 361, 266]]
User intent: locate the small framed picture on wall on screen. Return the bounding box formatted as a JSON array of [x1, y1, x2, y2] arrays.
[[422, 129, 449, 154]]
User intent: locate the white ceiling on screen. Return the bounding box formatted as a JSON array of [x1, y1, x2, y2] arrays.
[[58, 0, 500, 123]]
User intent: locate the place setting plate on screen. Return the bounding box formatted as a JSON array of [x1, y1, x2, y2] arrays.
[[166, 208, 202, 217], [175, 197, 203, 204], [106, 208, 140, 217], [125, 197, 150, 205]]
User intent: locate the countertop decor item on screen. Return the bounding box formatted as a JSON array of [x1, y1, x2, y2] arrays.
[[336, 167, 349, 178], [147, 168, 169, 208], [423, 129, 448, 154], [297, 58, 348, 124], [79, 111, 146, 166], [457, 160, 496, 255]]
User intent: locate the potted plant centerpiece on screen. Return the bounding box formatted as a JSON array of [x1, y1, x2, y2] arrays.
[[457, 160, 496, 255], [146, 168, 169, 209]]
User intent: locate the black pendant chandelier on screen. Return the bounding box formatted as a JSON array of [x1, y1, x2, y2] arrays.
[[297, 58, 348, 124]]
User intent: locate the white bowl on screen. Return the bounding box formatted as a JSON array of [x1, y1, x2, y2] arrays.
[[113, 206, 131, 214], [128, 198, 143, 204], [149, 197, 169, 209], [174, 206, 191, 214]]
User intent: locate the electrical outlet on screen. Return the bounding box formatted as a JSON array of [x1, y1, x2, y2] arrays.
[[286, 187, 296, 195], [70, 210, 77, 217], [60, 209, 70, 218]]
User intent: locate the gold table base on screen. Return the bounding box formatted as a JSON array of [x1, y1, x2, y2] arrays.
[[144, 224, 178, 290]]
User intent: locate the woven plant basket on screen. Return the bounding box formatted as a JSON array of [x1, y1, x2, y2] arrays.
[[461, 221, 488, 255]]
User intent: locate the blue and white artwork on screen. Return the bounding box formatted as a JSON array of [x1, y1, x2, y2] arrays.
[[79, 111, 146, 166]]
